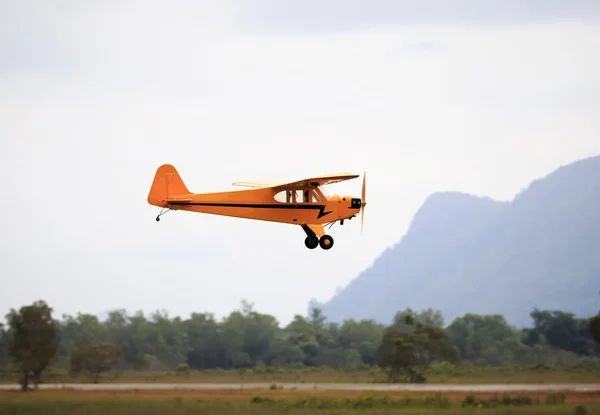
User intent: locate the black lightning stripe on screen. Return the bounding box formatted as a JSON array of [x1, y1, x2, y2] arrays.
[[166, 201, 333, 219]]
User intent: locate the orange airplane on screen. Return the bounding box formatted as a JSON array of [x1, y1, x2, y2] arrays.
[[147, 164, 367, 250]]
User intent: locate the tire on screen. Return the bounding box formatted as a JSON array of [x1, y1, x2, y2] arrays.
[[305, 236, 319, 249], [319, 235, 334, 250]]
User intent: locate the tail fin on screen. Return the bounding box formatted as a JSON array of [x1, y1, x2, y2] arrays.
[[147, 164, 192, 207]]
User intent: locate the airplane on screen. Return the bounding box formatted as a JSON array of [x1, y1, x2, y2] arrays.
[[147, 164, 367, 250]]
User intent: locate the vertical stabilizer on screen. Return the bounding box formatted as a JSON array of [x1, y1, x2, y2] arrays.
[[147, 164, 191, 207]]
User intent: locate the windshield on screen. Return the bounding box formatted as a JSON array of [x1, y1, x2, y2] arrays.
[[319, 186, 331, 199]]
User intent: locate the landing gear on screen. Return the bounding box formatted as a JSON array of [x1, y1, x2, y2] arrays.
[[319, 235, 334, 250], [304, 235, 319, 249], [155, 207, 171, 222], [305, 234, 334, 250], [301, 224, 335, 250]]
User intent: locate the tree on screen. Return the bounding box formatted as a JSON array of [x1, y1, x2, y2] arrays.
[[56, 313, 108, 363], [523, 309, 597, 356], [337, 318, 385, 365], [111, 311, 149, 370], [0, 323, 7, 371], [589, 292, 600, 346], [69, 342, 121, 383], [185, 312, 221, 369], [376, 317, 458, 383], [446, 313, 526, 365], [6, 300, 58, 391], [392, 308, 444, 332], [589, 315, 600, 345]]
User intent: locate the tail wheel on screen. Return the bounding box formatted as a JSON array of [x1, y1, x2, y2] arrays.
[[305, 236, 319, 249], [319, 235, 334, 250]]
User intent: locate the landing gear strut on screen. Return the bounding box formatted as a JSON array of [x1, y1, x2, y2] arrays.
[[155, 207, 171, 222], [301, 225, 334, 250]]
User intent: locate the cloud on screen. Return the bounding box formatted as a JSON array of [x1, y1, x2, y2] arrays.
[[1, 3, 600, 325], [232, 0, 600, 34]]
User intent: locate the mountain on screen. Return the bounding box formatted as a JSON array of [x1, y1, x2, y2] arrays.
[[310, 155, 600, 328]]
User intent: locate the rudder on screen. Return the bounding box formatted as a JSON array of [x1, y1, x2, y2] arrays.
[[147, 164, 191, 207]]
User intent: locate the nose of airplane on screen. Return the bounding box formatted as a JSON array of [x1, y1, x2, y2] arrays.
[[350, 197, 362, 208]]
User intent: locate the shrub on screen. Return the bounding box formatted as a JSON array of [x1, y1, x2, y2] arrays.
[[175, 363, 190, 375]]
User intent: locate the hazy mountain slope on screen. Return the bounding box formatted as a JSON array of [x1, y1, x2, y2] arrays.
[[309, 192, 508, 323], [311, 155, 600, 327]]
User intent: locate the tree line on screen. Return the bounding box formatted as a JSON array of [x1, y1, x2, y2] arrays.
[[1, 299, 599, 389]]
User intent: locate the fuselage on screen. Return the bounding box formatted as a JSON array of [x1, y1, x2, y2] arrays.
[[156, 185, 362, 225]]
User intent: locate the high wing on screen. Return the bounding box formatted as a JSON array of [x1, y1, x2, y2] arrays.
[[232, 173, 359, 189], [275, 173, 360, 188], [231, 181, 278, 188]]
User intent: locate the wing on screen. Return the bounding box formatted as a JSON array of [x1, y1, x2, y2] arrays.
[[232, 173, 359, 189], [273, 173, 360, 188], [231, 181, 278, 188]]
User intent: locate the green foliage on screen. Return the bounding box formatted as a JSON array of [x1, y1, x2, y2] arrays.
[[0, 323, 7, 370], [461, 393, 535, 407], [392, 308, 444, 332], [250, 393, 452, 409], [69, 342, 121, 383], [175, 363, 189, 375], [3, 394, 600, 415], [573, 404, 588, 415], [6, 300, 58, 390], [447, 313, 528, 366], [1, 299, 599, 380], [545, 392, 567, 404], [375, 318, 458, 383], [523, 309, 599, 356], [589, 315, 600, 345]]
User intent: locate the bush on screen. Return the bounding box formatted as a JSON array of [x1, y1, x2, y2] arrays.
[[175, 363, 190, 375], [250, 394, 451, 409], [44, 368, 69, 382], [462, 393, 534, 408]]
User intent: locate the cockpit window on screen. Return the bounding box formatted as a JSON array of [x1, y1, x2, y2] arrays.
[[274, 190, 289, 203], [319, 186, 331, 199], [274, 188, 322, 203]]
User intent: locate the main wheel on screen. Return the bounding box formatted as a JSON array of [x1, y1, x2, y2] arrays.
[[319, 235, 334, 250], [304, 236, 319, 249]]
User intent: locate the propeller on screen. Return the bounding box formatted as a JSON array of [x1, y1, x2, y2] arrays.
[[361, 171, 366, 234]]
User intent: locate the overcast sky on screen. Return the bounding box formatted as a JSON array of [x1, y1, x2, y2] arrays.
[[1, 0, 600, 326]]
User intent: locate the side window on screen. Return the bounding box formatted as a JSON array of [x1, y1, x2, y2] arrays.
[[274, 190, 295, 203], [275, 188, 321, 203], [274, 190, 288, 203]]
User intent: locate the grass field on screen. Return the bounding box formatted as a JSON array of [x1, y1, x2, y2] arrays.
[[1, 389, 599, 415], [2, 365, 600, 385]]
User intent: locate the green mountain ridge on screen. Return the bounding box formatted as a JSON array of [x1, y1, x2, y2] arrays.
[[310, 155, 600, 327]]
